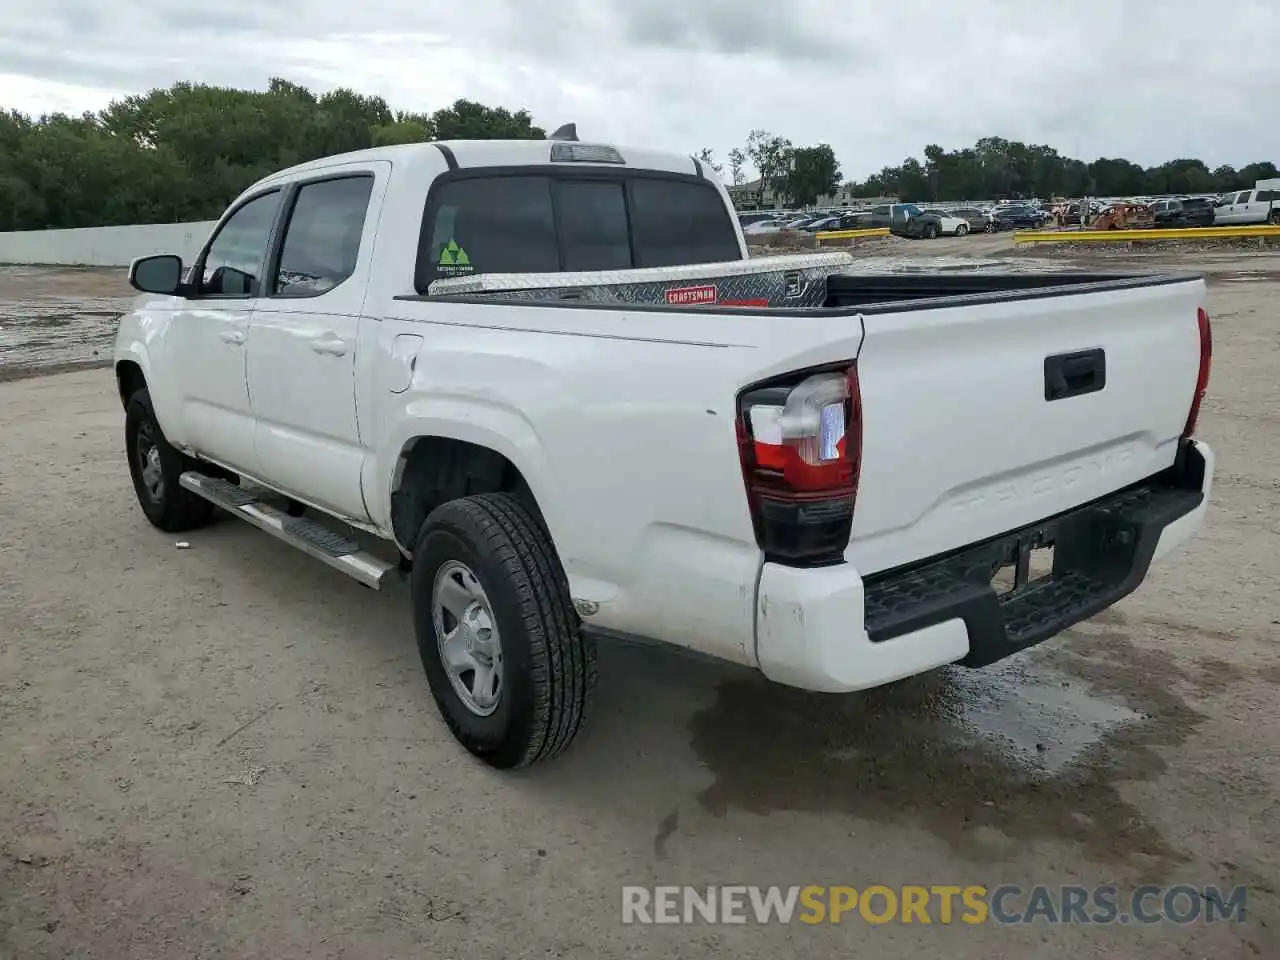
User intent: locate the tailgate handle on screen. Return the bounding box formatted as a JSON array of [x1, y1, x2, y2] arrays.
[[1044, 348, 1106, 401]]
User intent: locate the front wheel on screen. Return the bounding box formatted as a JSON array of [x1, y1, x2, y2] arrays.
[[125, 388, 214, 532], [411, 493, 596, 769], [923, 223, 939, 239], [955, 223, 969, 237], [984, 221, 996, 233]]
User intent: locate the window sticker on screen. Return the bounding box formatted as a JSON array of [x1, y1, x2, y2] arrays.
[[437, 238, 474, 276]]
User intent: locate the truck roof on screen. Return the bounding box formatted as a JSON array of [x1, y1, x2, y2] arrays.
[[250, 139, 703, 192]]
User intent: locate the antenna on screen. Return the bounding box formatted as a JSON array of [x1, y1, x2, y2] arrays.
[[549, 123, 579, 142]]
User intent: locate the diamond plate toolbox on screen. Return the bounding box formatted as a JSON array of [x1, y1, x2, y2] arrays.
[[426, 253, 855, 309]]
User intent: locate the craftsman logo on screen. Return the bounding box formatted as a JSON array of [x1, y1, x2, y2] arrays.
[[665, 284, 718, 306]]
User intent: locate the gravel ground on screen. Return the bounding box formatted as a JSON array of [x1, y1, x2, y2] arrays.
[[1, 251, 1278, 958]]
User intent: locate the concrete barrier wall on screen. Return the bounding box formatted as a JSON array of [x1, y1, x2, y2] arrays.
[[0, 221, 217, 267]]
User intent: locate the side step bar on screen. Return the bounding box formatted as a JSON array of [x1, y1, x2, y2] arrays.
[[179, 472, 399, 590]]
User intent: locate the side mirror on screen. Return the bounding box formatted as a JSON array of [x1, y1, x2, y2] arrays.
[[129, 254, 184, 295]]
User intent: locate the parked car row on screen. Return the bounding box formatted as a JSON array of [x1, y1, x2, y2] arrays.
[[738, 187, 1276, 240], [739, 202, 1047, 241]]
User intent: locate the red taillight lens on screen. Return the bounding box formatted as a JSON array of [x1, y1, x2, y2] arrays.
[[736, 363, 861, 566], [1182, 307, 1212, 439]]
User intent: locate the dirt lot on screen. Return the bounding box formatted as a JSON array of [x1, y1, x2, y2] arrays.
[[2, 248, 1279, 958]]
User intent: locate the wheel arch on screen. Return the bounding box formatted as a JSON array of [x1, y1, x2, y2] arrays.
[[387, 433, 555, 561], [115, 357, 148, 408]]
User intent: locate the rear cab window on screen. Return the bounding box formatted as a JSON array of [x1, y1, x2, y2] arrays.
[[415, 170, 740, 291]]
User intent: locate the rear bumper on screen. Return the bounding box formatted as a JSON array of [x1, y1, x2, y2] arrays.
[[755, 440, 1214, 693]]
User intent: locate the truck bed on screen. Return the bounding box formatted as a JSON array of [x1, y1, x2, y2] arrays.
[[421, 258, 1198, 316]]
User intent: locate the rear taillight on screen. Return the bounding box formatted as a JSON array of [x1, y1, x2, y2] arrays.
[[1182, 307, 1212, 439], [735, 363, 861, 566]]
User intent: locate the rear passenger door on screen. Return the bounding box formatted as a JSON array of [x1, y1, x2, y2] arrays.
[[246, 163, 387, 520], [868, 205, 891, 228], [1241, 190, 1271, 224]]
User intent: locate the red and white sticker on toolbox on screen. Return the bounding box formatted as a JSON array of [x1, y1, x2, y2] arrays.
[[664, 284, 718, 306]]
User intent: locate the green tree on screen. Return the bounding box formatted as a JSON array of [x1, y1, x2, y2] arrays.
[[745, 129, 793, 199], [786, 144, 841, 206], [842, 136, 1275, 201], [0, 81, 546, 230], [426, 99, 544, 140], [727, 148, 746, 186]]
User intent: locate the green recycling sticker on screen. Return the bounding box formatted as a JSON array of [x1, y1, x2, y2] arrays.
[[437, 238, 473, 275]]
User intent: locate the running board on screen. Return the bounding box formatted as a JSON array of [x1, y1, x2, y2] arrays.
[[178, 472, 399, 590]]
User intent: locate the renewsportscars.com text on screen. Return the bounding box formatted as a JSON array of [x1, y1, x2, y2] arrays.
[[621, 884, 1247, 925]]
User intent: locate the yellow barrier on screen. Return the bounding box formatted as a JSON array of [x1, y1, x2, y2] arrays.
[[814, 227, 891, 242], [1014, 224, 1280, 243]]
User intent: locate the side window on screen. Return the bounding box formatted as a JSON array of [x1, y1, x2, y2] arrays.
[[627, 179, 741, 268], [1236, 191, 1251, 204], [199, 191, 281, 297], [870, 205, 890, 216], [417, 176, 558, 290], [273, 176, 375, 298], [555, 181, 631, 271]]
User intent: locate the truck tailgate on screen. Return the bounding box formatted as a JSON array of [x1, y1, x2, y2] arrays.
[[848, 277, 1205, 575]]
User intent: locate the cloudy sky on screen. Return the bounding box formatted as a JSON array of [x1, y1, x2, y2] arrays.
[[2, 0, 1277, 180]]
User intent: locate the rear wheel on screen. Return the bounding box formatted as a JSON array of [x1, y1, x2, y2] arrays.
[[923, 222, 939, 239], [411, 492, 596, 769], [984, 221, 996, 233], [1270, 210, 1280, 226], [124, 388, 214, 532]]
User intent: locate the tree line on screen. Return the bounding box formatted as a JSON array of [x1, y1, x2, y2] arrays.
[[2, 78, 1276, 231], [0, 79, 544, 231], [699, 133, 1278, 205]]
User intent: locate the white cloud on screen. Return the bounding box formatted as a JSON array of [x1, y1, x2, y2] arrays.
[[1, 0, 1276, 179]]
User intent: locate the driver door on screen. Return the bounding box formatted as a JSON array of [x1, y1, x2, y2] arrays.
[[168, 189, 284, 474]]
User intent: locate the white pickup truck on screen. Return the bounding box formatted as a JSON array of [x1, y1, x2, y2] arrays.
[[1214, 187, 1279, 226], [114, 135, 1215, 769]]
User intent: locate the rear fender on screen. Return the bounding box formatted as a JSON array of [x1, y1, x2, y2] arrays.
[[373, 397, 563, 553]]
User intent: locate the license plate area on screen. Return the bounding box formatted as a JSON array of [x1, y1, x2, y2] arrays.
[[990, 531, 1055, 597]]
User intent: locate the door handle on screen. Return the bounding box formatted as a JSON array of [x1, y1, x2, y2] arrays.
[[309, 335, 348, 357], [219, 329, 245, 345], [1044, 348, 1106, 401]]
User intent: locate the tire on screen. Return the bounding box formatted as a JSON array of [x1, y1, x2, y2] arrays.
[[124, 388, 215, 532], [984, 221, 996, 233], [411, 492, 596, 769], [955, 223, 969, 237], [1269, 210, 1280, 226], [923, 223, 939, 239]]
